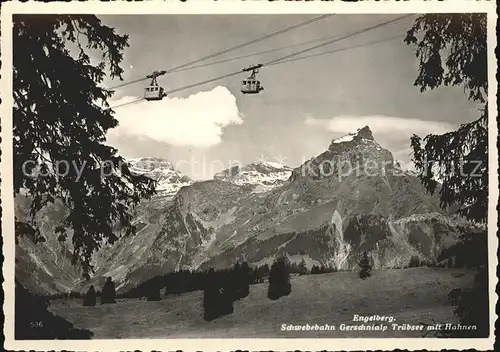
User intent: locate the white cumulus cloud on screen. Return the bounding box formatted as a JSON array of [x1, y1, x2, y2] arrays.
[[304, 115, 456, 136], [107, 86, 243, 148]]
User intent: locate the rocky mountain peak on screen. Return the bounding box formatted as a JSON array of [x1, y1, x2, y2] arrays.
[[355, 125, 375, 140], [291, 126, 393, 182], [329, 125, 375, 148]]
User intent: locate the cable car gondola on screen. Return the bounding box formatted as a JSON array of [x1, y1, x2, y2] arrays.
[[144, 70, 167, 101], [241, 64, 264, 94]]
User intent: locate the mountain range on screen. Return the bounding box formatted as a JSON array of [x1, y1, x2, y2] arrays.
[[214, 160, 292, 192], [14, 126, 482, 295], [127, 157, 193, 198]]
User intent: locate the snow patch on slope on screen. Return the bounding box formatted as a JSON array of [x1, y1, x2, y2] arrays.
[[332, 133, 356, 144], [331, 126, 374, 144]]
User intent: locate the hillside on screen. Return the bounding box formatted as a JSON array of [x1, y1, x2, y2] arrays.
[[15, 196, 83, 295], [49, 268, 475, 338]]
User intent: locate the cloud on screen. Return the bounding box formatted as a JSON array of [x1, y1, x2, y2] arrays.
[[304, 115, 456, 136], [107, 86, 243, 148]]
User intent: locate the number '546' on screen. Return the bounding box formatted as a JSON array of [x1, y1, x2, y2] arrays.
[[30, 321, 43, 328]]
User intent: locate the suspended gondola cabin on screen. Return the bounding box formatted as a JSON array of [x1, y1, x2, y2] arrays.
[[144, 70, 167, 101], [241, 79, 264, 94], [241, 64, 264, 94], [144, 86, 165, 101]]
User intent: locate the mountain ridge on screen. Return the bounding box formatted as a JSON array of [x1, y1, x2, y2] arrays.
[[14, 126, 481, 295], [127, 157, 193, 198]]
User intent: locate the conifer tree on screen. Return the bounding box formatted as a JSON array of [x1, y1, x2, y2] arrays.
[[405, 14, 488, 338], [203, 269, 234, 321], [13, 15, 156, 278], [358, 251, 372, 279], [408, 255, 420, 268], [146, 285, 161, 301], [268, 254, 292, 300], [298, 258, 308, 275], [228, 262, 242, 301], [203, 286, 219, 321], [13, 13, 155, 339], [82, 285, 97, 307], [100, 277, 117, 304], [311, 265, 319, 274], [238, 261, 251, 299], [203, 287, 216, 320]]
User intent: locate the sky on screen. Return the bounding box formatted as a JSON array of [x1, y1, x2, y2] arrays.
[[97, 14, 481, 180]]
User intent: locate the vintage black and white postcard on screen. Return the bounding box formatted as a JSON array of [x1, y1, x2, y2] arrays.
[[1, 1, 497, 351]]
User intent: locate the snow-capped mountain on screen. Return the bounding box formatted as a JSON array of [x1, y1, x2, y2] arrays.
[[128, 157, 193, 198], [214, 161, 293, 192]]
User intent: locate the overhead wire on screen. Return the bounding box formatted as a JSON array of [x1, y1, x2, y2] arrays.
[[167, 71, 243, 95], [268, 35, 404, 66], [172, 14, 414, 74], [162, 31, 369, 74], [264, 14, 414, 66], [109, 13, 334, 90], [108, 96, 145, 110], [110, 70, 244, 109], [110, 14, 416, 110]]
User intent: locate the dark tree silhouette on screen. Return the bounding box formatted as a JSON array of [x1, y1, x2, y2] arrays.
[[203, 285, 218, 321], [100, 277, 117, 304], [82, 285, 97, 307], [408, 255, 421, 268], [203, 269, 234, 321], [405, 14, 487, 223], [250, 264, 269, 284], [298, 258, 308, 275], [404, 14, 488, 338], [311, 265, 319, 274], [13, 15, 156, 277], [15, 282, 93, 339], [143, 276, 162, 301], [358, 251, 372, 279], [226, 262, 241, 301], [121, 267, 258, 299], [235, 261, 252, 299], [146, 286, 161, 301], [259, 263, 270, 282], [268, 254, 292, 300]]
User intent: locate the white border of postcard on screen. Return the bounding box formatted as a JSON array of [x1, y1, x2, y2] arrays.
[[1, 1, 498, 351]]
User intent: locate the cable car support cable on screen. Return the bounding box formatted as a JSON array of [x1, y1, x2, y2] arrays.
[[109, 13, 334, 90], [264, 14, 414, 67], [109, 14, 415, 110], [268, 34, 404, 67], [171, 14, 414, 74]]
